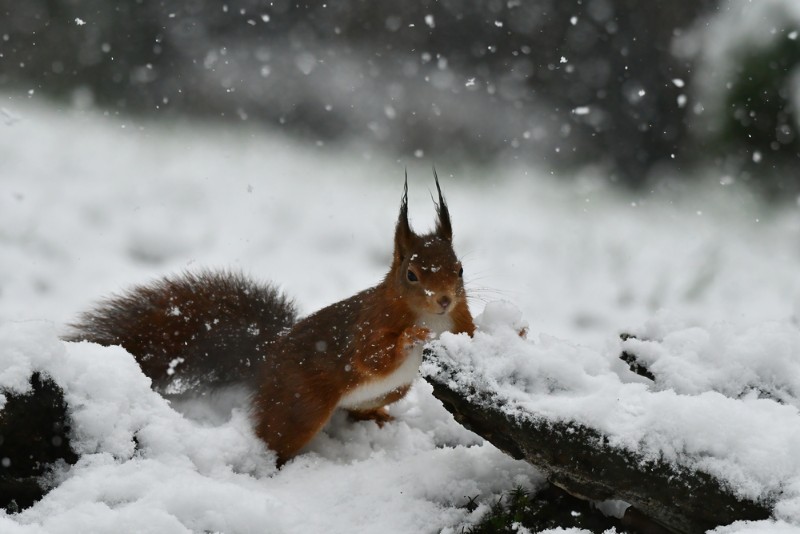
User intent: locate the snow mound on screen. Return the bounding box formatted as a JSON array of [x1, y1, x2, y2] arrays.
[[0, 320, 540, 534], [423, 303, 800, 530], [623, 314, 800, 409]]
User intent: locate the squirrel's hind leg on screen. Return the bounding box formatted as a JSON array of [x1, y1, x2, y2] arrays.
[[252, 379, 342, 466], [346, 407, 394, 427], [344, 383, 411, 426]]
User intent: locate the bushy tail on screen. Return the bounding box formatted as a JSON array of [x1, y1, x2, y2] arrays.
[[65, 270, 297, 396]]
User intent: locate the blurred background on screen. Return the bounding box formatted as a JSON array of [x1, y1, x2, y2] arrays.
[[2, 0, 800, 198], [3, 0, 800, 349]]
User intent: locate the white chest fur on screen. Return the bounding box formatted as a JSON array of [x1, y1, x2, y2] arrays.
[[337, 313, 455, 410]]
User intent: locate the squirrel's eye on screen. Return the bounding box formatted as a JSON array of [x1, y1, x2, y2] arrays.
[[407, 270, 419, 282], [458, 267, 464, 278]]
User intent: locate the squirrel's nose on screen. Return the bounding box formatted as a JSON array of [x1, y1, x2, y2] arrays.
[[437, 295, 452, 311]]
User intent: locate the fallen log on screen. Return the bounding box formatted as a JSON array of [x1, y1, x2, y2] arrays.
[[423, 349, 773, 534]]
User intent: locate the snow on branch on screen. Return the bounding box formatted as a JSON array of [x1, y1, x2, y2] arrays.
[[422, 303, 800, 533]]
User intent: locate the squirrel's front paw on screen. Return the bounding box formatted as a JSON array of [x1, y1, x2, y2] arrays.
[[403, 326, 432, 347]]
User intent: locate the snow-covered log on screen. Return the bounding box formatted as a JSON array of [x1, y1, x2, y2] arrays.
[[425, 369, 770, 533], [421, 303, 800, 534]]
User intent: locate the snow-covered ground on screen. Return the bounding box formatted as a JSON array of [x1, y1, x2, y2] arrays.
[[2, 96, 800, 533]]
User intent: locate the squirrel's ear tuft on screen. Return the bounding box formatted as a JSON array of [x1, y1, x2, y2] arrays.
[[394, 170, 413, 262], [433, 168, 453, 241]]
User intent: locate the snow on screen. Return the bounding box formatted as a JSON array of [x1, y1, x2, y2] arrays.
[[426, 304, 800, 509], [2, 96, 800, 532], [0, 322, 538, 534], [623, 316, 800, 408]]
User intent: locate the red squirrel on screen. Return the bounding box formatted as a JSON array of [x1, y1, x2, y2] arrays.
[[67, 172, 475, 464]]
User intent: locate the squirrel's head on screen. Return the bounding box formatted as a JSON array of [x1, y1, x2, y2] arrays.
[[389, 170, 466, 317]]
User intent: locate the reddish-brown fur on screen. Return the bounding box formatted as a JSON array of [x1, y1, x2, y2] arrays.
[[68, 174, 474, 465], [65, 271, 297, 395], [251, 175, 474, 462]]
